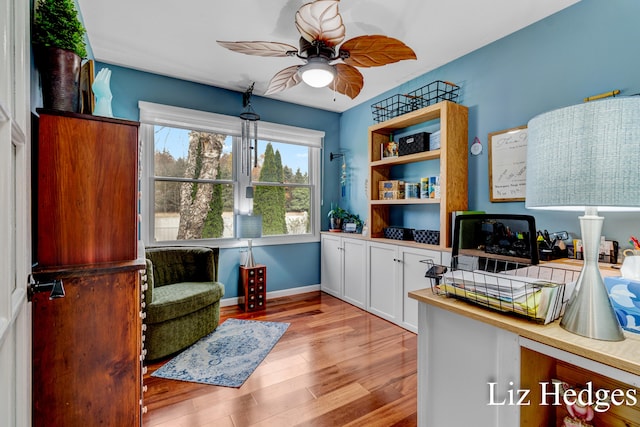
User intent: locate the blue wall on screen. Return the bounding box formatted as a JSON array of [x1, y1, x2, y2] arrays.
[[95, 63, 340, 297], [339, 0, 640, 251]]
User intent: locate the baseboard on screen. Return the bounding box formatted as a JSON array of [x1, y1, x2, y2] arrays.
[[220, 284, 321, 307]]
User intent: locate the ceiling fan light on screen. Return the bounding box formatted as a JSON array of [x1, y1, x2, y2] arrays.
[[299, 58, 336, 88]]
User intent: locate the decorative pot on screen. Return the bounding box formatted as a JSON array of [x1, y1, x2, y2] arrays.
[[36, 46, 81, 112], [329, 217, 343, 231]]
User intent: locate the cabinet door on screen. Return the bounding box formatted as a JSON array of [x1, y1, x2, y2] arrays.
[[342, 238, 366, 308], [401, 247, 441, 332], [32, 268, 142, 426], [368, 242, 400, 323], [36, 112, 139, 267], [320, 234, 342, 298]]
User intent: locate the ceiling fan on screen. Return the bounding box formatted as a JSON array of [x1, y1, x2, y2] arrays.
[[217, 0, 416, 99]]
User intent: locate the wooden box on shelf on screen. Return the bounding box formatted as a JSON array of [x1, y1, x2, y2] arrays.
[[240, 264, 267, 311], [368, 100, 468, 249]]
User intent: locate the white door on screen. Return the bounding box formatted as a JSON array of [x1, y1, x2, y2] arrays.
[[0, 0, 31, 425], [320, 234, 342, 298], [368, 242, 399, 322], [342, 238, 366, 308], [401, 247, 440, 332]]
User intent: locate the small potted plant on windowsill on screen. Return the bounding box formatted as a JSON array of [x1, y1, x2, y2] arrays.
[[33, 0, 88, 112], [327, 204, 348, 231]]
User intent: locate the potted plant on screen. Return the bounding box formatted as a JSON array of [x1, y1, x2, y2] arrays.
[[327, 204, 348, 231], [33, 0, 88, 112], [343, 212, 363, 233]]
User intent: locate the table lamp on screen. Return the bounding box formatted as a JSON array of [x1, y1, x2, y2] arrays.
[[237, 214, 262, 268], [526, 96, 640, 341]]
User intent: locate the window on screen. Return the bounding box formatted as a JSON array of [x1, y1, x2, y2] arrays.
[[139, 102, 323, 246]]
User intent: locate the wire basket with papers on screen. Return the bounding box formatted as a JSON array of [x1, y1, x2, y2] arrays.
[[425, 257, 580, 324]]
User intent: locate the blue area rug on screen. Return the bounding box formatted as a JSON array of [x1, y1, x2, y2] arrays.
[[151, 318, 289, 388]]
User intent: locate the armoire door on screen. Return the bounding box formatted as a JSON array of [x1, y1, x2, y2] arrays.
[[31, 266, 142, 426]]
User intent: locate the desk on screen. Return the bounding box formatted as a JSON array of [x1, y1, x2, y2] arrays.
[[408, 260, 640, 426]]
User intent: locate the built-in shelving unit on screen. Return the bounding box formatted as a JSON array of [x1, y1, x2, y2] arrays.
[[368, 100, 469, 248]]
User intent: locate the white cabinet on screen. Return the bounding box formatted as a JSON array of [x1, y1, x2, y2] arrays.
[[417, 303, 520, 426], [320, 233, 342, 298], [342, 238, 367, 308], [411, 289, 640, 426], [320, 234, 367, 309], [367, 241, 441, 330], [368, 241, 401, 323], [400, 246, 441, 332], [322, 233, 443, 331]]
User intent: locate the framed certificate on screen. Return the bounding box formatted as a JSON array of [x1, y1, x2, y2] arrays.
[[488, 125, 528, 202]]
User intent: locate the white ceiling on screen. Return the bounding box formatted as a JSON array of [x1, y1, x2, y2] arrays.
[[78, 0, 580, 113]]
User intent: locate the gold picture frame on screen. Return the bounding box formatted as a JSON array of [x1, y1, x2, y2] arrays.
[[79, 59, 95, 114], [488, 125, 528, 202]]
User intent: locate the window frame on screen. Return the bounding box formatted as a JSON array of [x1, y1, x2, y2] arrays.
[[139, 101, 324, 248]]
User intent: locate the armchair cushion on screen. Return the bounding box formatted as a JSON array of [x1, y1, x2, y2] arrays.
[[146, 282, 224, 324]]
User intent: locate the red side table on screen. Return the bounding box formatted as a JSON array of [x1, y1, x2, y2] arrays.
[[239, 264, 266, 311]]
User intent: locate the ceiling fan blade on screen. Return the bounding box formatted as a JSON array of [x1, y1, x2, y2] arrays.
[[340, 35, 417, 68], [295, 0, 345, 47], [330, 64, 364, 99], [217, 41, 297, 57], [264, 66, 302, 96]]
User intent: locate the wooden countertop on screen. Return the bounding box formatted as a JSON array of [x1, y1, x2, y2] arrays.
[[409, 287, 640, 376], [320, 231, 451, 252]]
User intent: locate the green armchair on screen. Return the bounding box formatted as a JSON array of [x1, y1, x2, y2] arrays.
[[143, 246, 225, 361]]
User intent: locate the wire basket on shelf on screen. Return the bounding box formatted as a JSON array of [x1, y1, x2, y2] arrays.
[[424, 256, 580, 324], [371, 94, 411, 123], [371, 80, 461, 123]]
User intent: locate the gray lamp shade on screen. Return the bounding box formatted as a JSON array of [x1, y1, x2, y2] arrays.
[[526, 97, 640, 210], [237, 214, 262, 239]]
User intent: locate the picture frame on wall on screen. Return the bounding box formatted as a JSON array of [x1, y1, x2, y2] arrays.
[[80, 59, 95, 115], [488, 125, 528, 202]]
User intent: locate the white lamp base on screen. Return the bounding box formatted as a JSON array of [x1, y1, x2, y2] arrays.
[[244, 239, 256, 268], [559, 207, 624, 341]]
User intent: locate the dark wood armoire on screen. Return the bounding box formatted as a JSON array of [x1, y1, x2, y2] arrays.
[[31, 110, 145, 426]]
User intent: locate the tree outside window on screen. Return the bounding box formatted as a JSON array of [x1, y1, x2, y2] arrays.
[[151, 127, 313, 242]]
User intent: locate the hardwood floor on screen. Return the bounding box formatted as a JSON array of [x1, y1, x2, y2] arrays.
[[143, 291, 418, 426]]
